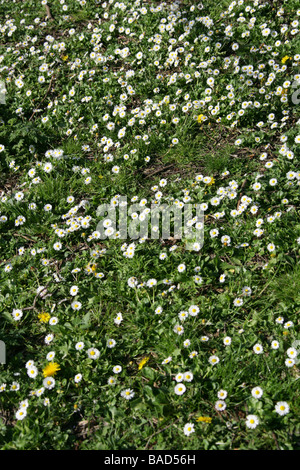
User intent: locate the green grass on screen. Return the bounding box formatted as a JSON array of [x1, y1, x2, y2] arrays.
[[0, 0, 299, 451], [269, 264, 300, 306]]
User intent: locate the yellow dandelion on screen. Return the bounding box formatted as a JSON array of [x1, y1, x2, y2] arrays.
[[196, 416, 212, 423], [138, 356, 150, 370], [43, 362, 61, 378], [38, 312, 51, 323], [197, 114, 205, 123]]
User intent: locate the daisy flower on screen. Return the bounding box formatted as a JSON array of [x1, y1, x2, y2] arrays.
[[15, 409, 27, 421], [183, 423, 195, 436], [121, 389, 135, 400], [87, 348, 100, 360], [233, 298, 243, 307], [12, 309, 23, 321], [174, 383, 186, 395], [215, 400, 226, 411], [253, 343, 263, 355], [245, 415, 259, 429], [183, 371, 193, 382], [208, 355, 220, 365], [251, 387, 263, 399], [177, 263, 186, 273], [43, 377, 55, 390], [275, 402, 290, 416], [71, 301, 82, 311], [74, 374, 82, 383]]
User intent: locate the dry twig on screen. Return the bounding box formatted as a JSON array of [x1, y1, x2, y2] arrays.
[[44, 4, 55, 21]]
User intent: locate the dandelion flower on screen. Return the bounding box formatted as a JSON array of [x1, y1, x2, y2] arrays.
[[196, 416, 212, 423], [138, 356, 150, 370], [43, 362, 60, 377]]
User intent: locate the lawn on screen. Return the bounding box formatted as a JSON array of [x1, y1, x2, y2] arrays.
[[0, 0, 299, 450]]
